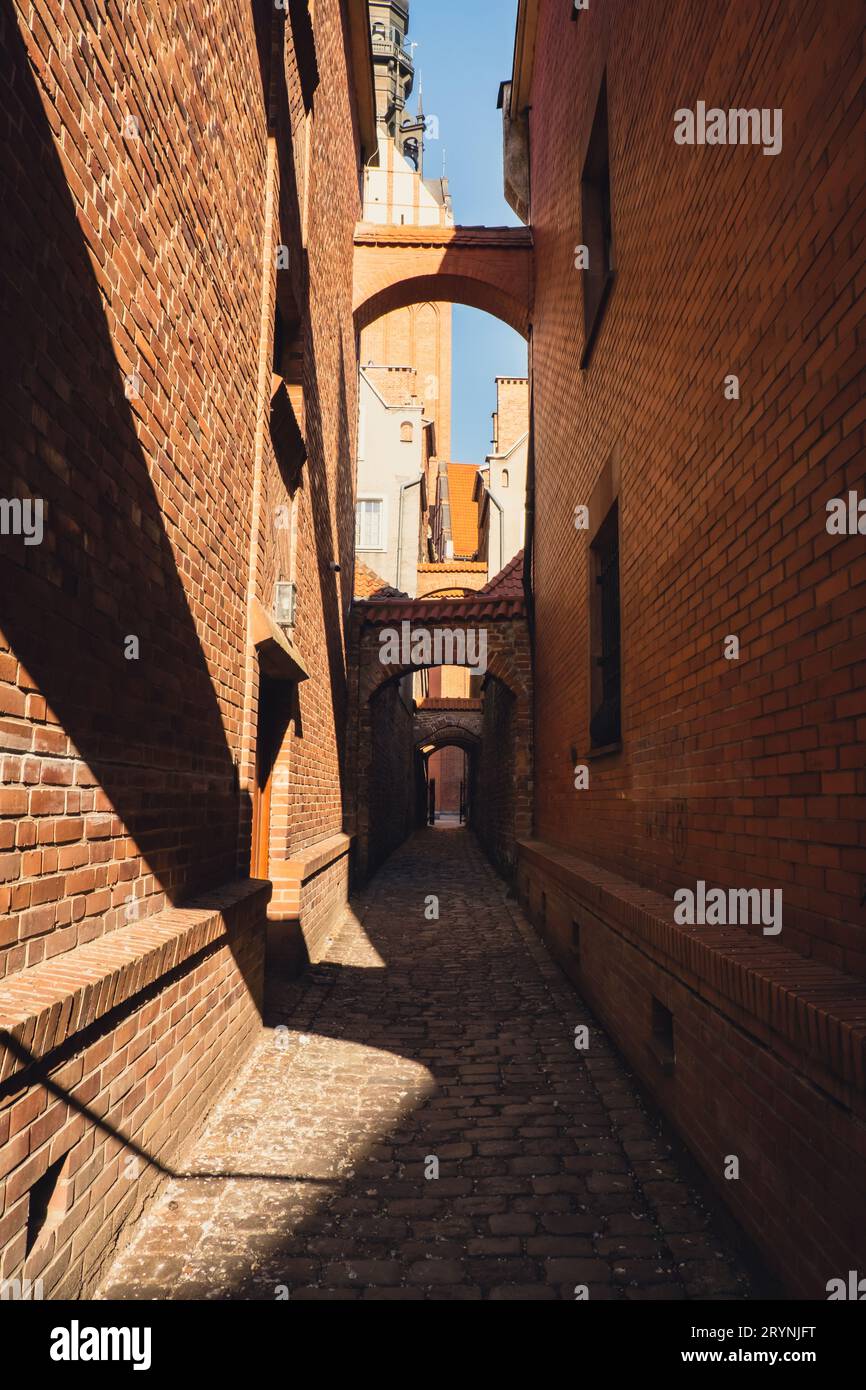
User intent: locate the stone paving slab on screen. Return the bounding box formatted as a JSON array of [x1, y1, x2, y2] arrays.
[[95, 830, 757, 1301]]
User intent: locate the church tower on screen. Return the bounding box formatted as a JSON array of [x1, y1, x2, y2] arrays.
[[362, 0, 454, 475], [369, 1, 417, 160]]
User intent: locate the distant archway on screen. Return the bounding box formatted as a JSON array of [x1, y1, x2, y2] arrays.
[[425, 739, 473, 825], [347, 598, 532, 882], [414, 712, 482, 750]]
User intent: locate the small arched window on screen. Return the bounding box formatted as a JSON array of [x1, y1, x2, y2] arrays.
[[501, 469, 510, 488], [400, 421, 414, 444]]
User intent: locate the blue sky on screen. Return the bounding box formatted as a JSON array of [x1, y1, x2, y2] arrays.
[[407, 0, 526, 462]]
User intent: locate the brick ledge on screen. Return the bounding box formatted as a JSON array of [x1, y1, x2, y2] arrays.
[[0, 878, 270, 1085], [270, 832, 352, 885], [517, 839, 866, 1091]]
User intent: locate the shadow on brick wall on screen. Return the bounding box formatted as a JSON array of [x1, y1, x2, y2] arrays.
[[0, 6, 253, 936]]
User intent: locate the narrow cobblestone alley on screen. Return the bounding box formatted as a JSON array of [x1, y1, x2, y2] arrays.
[[96, 831, 759, 1302]]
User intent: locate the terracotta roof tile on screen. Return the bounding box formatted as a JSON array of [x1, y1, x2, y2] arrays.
[[355, 553, 525, 624], [360, 596, 522, 623], [445, 463, 480, 557], [353, 558, 408, 600], [479, 549, 524, 598], [357, 550, 525, 623], [359, 593, 524, 623]]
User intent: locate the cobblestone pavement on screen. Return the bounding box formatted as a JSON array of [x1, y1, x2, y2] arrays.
[[96, 829, 757, 1301]]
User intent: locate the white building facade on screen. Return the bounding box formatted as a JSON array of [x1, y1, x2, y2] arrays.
[[356, 366, 429, 597]]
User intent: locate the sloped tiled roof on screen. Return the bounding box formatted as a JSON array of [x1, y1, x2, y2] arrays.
[[445, 463, 480, 557], [353, 558, 408, 600], [357, 550, 525, 624], [478, 549, 524, 598]]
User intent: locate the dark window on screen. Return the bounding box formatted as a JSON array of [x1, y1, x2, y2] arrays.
[[580, 76, 614, 367], [589, 501, 621, 747], [289, 0, 319, 112]]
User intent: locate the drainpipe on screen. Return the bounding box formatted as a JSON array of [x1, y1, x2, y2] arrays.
[[523, 329, 535, 640], [396, 474, 423, 593], [487, 488, 505, 576], [436, 460, 453, 560]]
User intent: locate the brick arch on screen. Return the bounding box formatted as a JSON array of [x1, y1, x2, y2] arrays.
[[353, 226, 534, 340], [347, 605, 532, 883], [362, 648, 528, 708], [422, 587, 477, 599], [356, 605, 529, 706], [356, 273, 529, 338], [419, 732, 479, 751], [414, 716, 482, 751]]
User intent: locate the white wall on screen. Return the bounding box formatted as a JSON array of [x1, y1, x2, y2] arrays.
[[356, 371, 424, 596], [363, 137, 450, 227], [484, 433, 528, 576]]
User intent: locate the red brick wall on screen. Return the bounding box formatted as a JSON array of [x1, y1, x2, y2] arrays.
[[518, 850, 866, 1298], [360, 300, 453, 461], [416, 564, 489, 597], [267, 838, 350, 976], [494, 377, 529, 454], [0, 1, 363, 972], [528, 0, 866, 975], [474, 677, 517, 876], [0, 884, 266, 1299], [349, 613, 534, 881], [429, 745, 465, 815], [290, 851, 350, 960], [262, 0, 366, 863], [0, 0, 271, 973], [368, 679, 418, 872], [426, 665, 474, 698], [0, 0, 367, 1296]]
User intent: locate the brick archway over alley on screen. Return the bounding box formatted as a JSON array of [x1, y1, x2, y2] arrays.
[[353, 224, 534, 337], [414, 711, 482, 750], [96, 830, 760, 1302], [346, 563, 532, 883]]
